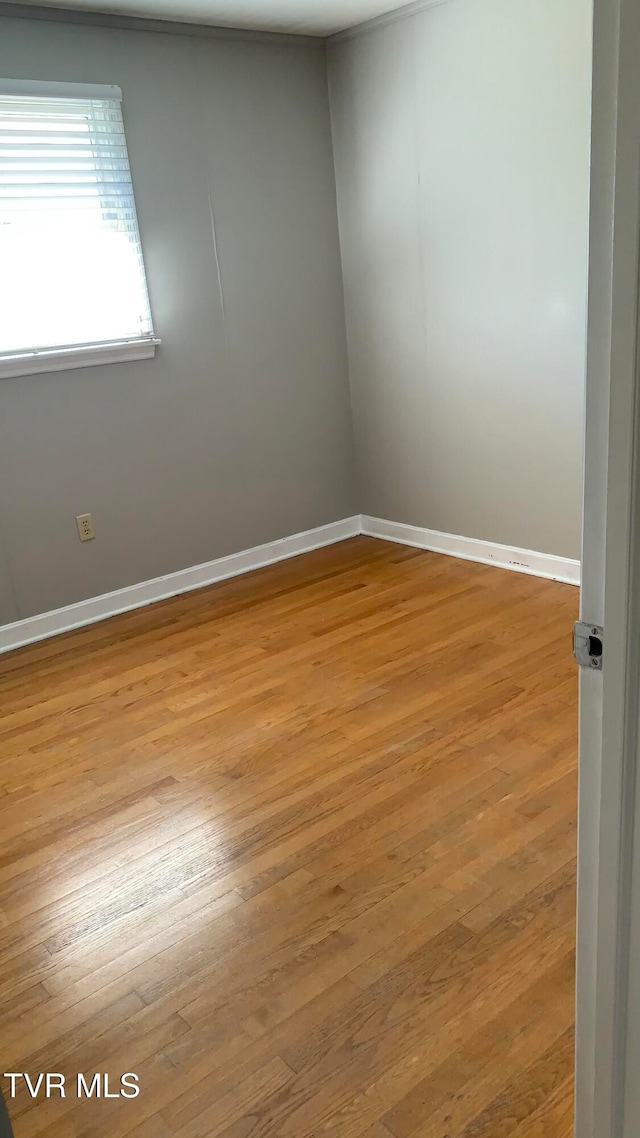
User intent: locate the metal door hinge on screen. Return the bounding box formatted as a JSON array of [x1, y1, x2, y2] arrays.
[[573, 621, 604, 669]]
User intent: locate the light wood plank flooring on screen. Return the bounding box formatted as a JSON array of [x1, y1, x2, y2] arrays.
[[0, 536, 578, 1138]]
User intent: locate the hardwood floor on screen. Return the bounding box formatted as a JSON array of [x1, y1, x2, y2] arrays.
[[0, 536, 578, 1138]]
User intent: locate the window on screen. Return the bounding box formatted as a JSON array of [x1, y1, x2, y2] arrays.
[[0, 79, 158, 379]]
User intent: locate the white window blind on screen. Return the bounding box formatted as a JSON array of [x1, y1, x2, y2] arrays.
[[0, 79, 158, 378]]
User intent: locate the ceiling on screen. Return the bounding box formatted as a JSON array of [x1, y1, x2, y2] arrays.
[[10, 0, 417, 35]]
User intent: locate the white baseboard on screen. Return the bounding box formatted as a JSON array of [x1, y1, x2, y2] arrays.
[[0, 512, 580, 656], [0, 515, 361, 655], [361, 515, 581, 586]]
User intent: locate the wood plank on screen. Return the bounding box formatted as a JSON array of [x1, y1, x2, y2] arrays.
[[0, 537, 577, 1138]]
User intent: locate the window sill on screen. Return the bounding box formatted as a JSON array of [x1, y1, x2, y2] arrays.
[[0, 337, 161, 380]]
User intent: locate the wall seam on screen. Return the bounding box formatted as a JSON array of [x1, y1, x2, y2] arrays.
[[325, 41, 362, 512], [409, 14, 430, 438], [192, 36, 231, 357]]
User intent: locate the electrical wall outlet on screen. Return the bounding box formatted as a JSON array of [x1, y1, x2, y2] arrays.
[[76, 513, 95, 542]]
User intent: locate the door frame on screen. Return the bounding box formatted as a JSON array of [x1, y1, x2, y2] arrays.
[[576, 0, 640, 1134]]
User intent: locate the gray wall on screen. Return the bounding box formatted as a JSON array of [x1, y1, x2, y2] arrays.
[[328, 0, 591, 559], [0, 0, 592, 630], [0, 15, 355, 622]]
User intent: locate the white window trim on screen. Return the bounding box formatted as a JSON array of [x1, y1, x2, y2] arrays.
[[0, 77, 160, 379], [0, 337, 161, 380]]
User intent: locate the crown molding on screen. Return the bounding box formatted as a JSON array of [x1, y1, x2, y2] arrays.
[[328, 0, 452, 46], [0, 1, 325, 47], [0, 0, 453, 45]]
